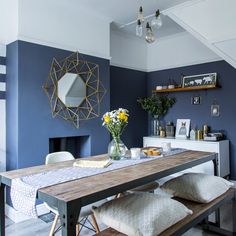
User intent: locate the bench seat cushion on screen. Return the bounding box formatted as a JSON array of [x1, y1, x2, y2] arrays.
[[93, 193, 192, 236], [128, 181, 159, 193], [96, 188, 236, 236], [161, 173, 234, 203]]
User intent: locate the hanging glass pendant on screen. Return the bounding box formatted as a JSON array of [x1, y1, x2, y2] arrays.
[[137, 6, 145, 23], [145, 22, 155, 43], [136, 19, 143, 37], [151, 9, 162, 29]]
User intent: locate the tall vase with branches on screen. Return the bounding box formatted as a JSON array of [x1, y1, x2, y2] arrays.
[[137, 94, 176, 135]]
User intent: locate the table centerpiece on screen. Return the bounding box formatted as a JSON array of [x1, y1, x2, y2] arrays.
[[102, 108, 129, 160]]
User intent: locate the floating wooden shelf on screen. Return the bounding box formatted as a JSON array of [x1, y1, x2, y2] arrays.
[[152, 85, 219, 93]]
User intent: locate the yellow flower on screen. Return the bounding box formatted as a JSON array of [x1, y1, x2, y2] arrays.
[[119, 112, 128, 122], [104, 115, 110, 123]]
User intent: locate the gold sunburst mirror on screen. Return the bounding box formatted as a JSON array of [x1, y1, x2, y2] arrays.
[[43, 51, 106, 128]]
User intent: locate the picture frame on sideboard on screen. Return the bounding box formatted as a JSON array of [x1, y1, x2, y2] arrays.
[[175, 119, 191, 139]]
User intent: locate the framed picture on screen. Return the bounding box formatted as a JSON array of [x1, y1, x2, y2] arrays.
[[175, 119, 191, 139], [182, 73, 217, 88], [192, 96, 201, 105]]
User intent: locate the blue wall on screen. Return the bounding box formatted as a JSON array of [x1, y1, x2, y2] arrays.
[[147, 61, 236, 179], [6, 42, 18, 170], [6, 41, 110, 170], [110, 66, 148, 148], [6, 41, 236, 180]]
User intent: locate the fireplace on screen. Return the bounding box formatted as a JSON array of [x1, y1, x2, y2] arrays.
[[49, 135, 90, 158]]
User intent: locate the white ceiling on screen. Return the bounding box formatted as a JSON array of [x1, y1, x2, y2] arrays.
[[77, 0, 191, 38]]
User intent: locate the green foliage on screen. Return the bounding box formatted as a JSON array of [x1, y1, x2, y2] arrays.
[[137, 94, 176, 118]]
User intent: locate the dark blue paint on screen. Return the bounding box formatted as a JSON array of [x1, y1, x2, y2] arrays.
[[0, 74, 6, 82], [0, 91, 5, 99], [0, 56, 6, 65], [147, 61, 236, 179], [6, 41, 19, 171], [110, 66, 148, 148], [6, 40, 110, 171]]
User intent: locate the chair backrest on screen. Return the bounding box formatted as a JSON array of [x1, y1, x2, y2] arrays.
[[45, 151, 75, 164]]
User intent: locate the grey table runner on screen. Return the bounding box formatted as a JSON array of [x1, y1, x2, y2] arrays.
[[10, 148, 186, 218]]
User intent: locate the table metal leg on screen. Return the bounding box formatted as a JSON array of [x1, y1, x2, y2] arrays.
[[0, 183, 5, 236], [213, 154, 221, 228], [58, 200, 81, 236], [215, 208, 221, 227], [233, 190, 236, 234], [213, 153, 219, 177]]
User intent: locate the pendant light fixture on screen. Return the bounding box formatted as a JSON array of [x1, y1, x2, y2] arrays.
[[137, 6, 145, 23], [135, 6, 162, 43], [136, 19, 143, 37], [151, 9, 162, 29], [145, 22, 155, 43]]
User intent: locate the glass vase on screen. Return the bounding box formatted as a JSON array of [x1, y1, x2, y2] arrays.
[[108, 137, 127, 160], [151, 116, 160, 136]]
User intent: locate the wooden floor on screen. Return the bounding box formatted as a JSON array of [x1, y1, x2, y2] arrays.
[[5, 201, 233, 236]]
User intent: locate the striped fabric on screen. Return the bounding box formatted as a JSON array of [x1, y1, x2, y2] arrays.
[[0, 44, 6, 99], [0, 44, 6, 172]]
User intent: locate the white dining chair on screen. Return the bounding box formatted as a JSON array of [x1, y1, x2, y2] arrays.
[[44, 151, 106, 236]]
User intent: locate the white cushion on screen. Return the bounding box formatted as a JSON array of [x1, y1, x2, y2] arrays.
[[80, 199, 107, 218], [157, 161, 214, 186], [161, 173, 234, 203], [93, 193, 192, 236], [128, 181, 159, 193]]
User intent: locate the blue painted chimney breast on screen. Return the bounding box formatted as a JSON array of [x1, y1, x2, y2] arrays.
[[6, 40, 110, 170]]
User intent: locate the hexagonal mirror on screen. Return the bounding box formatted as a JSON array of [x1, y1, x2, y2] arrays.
[[58, 73, 86, 107], [43, 51, 107, 128]]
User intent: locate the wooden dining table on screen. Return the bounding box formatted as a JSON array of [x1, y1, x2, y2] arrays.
[[0, 150, 218, 236]]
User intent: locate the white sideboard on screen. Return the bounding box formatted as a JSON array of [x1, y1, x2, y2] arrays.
[[143, 137, 230, 177]]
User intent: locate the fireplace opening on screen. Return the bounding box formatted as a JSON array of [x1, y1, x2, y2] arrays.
[[49, 135, 90, 158]]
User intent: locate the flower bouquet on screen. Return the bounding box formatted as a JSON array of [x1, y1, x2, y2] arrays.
[[102, 108, 129, 160]]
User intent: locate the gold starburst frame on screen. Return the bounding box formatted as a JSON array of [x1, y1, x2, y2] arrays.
[[43, 51, 106, 128]]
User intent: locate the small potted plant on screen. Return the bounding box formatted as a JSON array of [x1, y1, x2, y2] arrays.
[[137, 94, 176, 135]]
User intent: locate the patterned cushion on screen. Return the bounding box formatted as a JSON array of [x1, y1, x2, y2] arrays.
[[161, 173, 234, 203], [128, 181, 159, 193], [93, 193, 192, 236]]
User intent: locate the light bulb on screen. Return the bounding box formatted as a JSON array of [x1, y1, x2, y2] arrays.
[[145, 22, 155, 43], [136, 19, 143, 37], [151, 9, 162, 29], [137, 6, 144, 23]]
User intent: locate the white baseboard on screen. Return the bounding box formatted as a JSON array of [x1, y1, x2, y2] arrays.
[[230, 180, 236, 186], [5, 204, 50, 223]]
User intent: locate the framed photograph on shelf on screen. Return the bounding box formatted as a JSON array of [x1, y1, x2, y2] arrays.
[[182, 73, 217, 88], [175, 119, 191, 139]]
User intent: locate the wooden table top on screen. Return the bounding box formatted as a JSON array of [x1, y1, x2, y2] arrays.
[[0, 150, 216, 204], [0, 154, 107, 181]]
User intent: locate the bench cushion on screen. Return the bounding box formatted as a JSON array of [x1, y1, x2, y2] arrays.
[[161, 173, 234, 203], [127, 181, 159, 193], [97, 188, 235, 236], [93, 193, 192, 236]]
